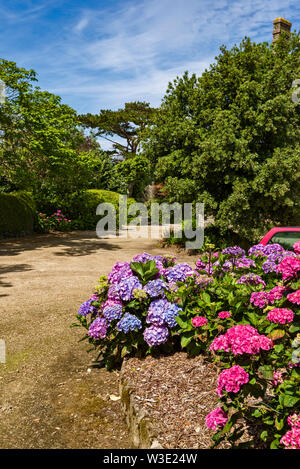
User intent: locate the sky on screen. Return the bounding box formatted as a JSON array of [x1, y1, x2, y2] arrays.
[[0, 0, 299, 139]]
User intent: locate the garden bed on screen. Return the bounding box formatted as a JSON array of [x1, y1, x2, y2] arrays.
[[119, 352, 221, 449]]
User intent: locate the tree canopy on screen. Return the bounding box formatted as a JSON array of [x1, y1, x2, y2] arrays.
[[79, 101, 156, 159], [141, 33, 300, 241]]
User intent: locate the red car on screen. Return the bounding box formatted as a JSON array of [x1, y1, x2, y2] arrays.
[[260, 227, 300, 251]]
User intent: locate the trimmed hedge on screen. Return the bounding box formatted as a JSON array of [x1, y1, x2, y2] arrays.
[[70, 189, 136, 230], [0, 191, 36, 238]]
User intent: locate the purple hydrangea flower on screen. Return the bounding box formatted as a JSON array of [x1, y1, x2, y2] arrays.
[[248, 244, 267, 257], [78, 299, 98, 316], [102, 304, 123, 322], [195, 259, 206, 270], [222, 246, 246, 258], [163, 303, 182, 328], [263, 244, 285, 256], [117, 313, 142, 333], [143, 325, 169, 346], [236, 273, 266, 288], [117, 276, 143, 302], [88, 317, 108, 339], [262, 261, 277, 274], [108, 262, 133, 284], [107, 284, 121, 301], [143, 279, 167, 298], [146, 299, 170, 326], [132, 252, 153, 263]]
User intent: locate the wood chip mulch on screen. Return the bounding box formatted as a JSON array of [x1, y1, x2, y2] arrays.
[[121, 352, 225, 449]]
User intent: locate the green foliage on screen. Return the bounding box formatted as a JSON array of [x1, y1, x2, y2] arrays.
[[108, 154, 150, 198], [0, 191, 36, 237], [141, 34, 300, 242]]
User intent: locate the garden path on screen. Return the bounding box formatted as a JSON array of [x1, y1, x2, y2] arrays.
[[0, 231, 197, 449]]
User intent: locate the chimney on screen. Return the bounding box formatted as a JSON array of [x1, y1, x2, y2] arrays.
[[272, 17, 292, 42]]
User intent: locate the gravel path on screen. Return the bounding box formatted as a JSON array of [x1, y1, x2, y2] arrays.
[[0, 231, 197, 449]]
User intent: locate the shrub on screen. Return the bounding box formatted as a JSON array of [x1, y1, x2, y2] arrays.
[[65, 189, 136, 231], [0, 191, 36, 238], [74, 241, 299, 448]]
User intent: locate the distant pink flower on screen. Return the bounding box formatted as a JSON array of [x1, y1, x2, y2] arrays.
[[206, 407, 228, 430], [218, 311, 231, 319], [192, 316, 207, 327], [294, 241, 300, 255], [267, 308, 294, 324], [287, 414, 300, 429]]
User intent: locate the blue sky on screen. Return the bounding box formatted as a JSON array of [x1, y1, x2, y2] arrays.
[[0, 0, 299, 115]]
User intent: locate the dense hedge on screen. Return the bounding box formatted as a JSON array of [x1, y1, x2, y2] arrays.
[[70, 189, 136, 230], [0, 191, 36, 238]]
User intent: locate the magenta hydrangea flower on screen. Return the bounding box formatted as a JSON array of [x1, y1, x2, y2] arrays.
[[218, 311, 231, 319], [205, 407, 228, 430], [192, 316, 207, 327], [268, 286, 286, 303], [293, 241, 300, 255], [280, 427, 300, 449], [277, 256, 300, 280], [287, 414, 300, 429], [216, 365, 249, 396], [287, 290, 300, 305], [250, 291, 270, 309], [267, 308, 294, 324], [272, 371, 284, 387], [210, 325, 273, 355]]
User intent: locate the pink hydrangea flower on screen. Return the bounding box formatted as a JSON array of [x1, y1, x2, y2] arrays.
[[294, 241, 300, 255], [277, 256, 300, 280], [272, 371, 284, 387], [280, 427, 300, 449], [267, 308, 294, 325], [250, 291, 270, 308], [216, 365, 249, 396], [268, 286, 286, 303], [205, 407, 228, 430], [192, 316, 207, 327], [209, 325, 273, 355], [218, 311, 231, 319], [287, 414, 300, 429], [287, 290, 300, 305]]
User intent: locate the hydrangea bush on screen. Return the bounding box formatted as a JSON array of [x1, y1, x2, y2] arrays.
[[73, 241, 299, 448]]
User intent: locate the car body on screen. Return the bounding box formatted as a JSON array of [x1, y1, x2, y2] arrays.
[[260, 227, 300, 250]]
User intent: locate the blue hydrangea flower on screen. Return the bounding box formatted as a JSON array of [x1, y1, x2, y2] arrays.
[[88, 317, 108, 339], [143, 325, 169, 346], [248, 244, 267, 257], [78, 299, 98, 316], [117, 313, 142, 333], [163, 263, 195, 283], [163, 303, 182, 328], [102, 305, 123, 322], [146, 299, 170, 325], [143, 279, 167, 298], [117, 276, 143, 302]]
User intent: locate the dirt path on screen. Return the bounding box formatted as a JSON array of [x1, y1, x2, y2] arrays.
[[0, 231, 197, 449]]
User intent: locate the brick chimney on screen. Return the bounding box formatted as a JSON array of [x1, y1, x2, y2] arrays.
[[272, 17, 292, 42]]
